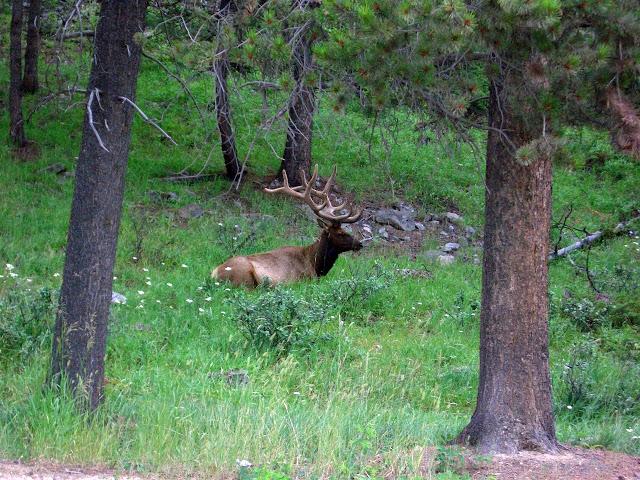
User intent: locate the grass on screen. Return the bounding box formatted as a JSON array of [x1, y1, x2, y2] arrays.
[[1, 31, 640, 479]]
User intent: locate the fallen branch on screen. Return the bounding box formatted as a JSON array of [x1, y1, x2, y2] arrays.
[[549, 214, 640, 260], [62, 30, 94, 39]]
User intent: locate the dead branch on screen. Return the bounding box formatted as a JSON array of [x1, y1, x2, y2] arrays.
[[141, 51, 205, 126], [62, 30, 94, 39], [87, 88, 109, 152], [549, 214, 640, 260], [117, 96, 178, 145]]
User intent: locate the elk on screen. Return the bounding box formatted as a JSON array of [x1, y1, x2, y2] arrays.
[[211, 165, 362, 287]]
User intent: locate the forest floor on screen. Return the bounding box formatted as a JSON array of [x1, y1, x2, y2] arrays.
[[1, 447, 639, 480]]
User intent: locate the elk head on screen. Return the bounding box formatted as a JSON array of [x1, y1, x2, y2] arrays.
[[211, 165, 363, 287], [265, 165, 363, 267]]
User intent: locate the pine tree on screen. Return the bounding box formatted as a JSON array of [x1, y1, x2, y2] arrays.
[[314, 0, 640, 454]]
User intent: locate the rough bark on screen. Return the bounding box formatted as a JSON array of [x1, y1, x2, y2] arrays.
[[214, 51, 242, 181], [49, 0, 148, 411], [455, 68, 559, 454], [22, 0, 42, 94], [279, 7, 316, 187], [9, 0, 27, 147], [605, 87, 640, 160]]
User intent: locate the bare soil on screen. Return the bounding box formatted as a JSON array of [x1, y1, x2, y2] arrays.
[[421, 446, 640, 480], [2, 447, 638, 480]]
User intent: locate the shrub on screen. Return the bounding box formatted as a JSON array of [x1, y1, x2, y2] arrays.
[[0, 287, 56, 361], [559, 339, 640, 418], [230, 287, 331, 356], [559, 297, 610, 332]]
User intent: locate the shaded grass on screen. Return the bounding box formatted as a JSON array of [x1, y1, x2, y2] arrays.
[[0, 47, 639, 479]]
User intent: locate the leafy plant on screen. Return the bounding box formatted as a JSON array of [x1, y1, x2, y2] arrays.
[[230, 286, 331, 356], [0, 287, 56, 361]]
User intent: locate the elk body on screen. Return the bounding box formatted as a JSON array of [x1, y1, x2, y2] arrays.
[[211, 166, 362, 287]]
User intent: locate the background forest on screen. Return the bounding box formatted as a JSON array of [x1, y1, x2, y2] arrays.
[[1, 1, 639, 478]]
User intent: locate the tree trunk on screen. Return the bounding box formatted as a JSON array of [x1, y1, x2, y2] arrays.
[[22, 0, 42, 94], [279, 16, 316, 187], [455, 69, 559, 454], [9, 0, 27, 147], [49, 0, 148, 411], [214, 52, 242, 181]]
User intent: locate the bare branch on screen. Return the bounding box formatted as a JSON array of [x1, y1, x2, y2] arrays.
[[117, 96, 178, 145], [86, 89, 109, 152]]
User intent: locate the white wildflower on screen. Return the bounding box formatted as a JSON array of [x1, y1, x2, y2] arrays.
[[53, 273, 60, 277], [5, 264, 15, 271], [186, 298, 193, 303], [137, 290, 145, 295], [166, 282, 173, 287], [181, 264, 188, 268], [198, 308, 205, 313], [567, 405, 573, 410], [205, 297, 212, 302], [143, 267, 149, 272], [146, 281, 151, 286]]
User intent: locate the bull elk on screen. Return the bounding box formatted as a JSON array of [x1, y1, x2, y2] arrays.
[[211, 165, 362, 286]]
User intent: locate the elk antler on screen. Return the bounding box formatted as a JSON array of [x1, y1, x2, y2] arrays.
[[265, 165, 362, 225]]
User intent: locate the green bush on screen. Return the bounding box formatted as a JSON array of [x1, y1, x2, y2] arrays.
[[559, 339, 640, 418], [560, 297, 609, 332], [230, 287, 331, 356], [0, 287, 56, 361]]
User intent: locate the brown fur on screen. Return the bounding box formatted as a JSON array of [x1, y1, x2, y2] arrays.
[[211, 225, 362, 287]]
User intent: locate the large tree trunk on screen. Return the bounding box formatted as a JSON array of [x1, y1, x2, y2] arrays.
[[455, 68, 558, 454], [9, 0, 27, 147], [214, 51, 242, 181], [213, 0, 242, 182], [279, 12, 316, 187], [22, 0, 42, 94], [49, 0, 148, 411]]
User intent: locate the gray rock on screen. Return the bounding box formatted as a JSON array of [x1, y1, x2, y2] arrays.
[[445, 212, 463, 224], [226, 369, 250, 387], [440, 230, 449, 236], [378, 227, 390, 240], [465, 226, 476, 236], [443, 242, 461, 253], [438, 254, 455, 265], [111, 292, 127, 304], [422, 250, 442, 261], [149, 190, 178, 202], [415, 222, 426, 231], [374, 208, 416, 231], [178, 203, 204, 219], [430, 220, 441, 226], [41, 163, 67, 175]]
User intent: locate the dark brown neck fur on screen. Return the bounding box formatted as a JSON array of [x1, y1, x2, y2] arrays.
[[307, 230, 340, 277]]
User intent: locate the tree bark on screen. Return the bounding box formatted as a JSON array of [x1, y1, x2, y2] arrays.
[[455, 68, 559, 454], [9, 0, 27, 147], [49, 0, 148, 411], [279, 8, 316, 187], [22, 0, 42, 94], [214, 51, 242, 181]]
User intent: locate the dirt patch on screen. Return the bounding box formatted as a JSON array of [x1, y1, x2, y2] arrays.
[[421, 446, 640, 480], [0, 460, 146, 480]]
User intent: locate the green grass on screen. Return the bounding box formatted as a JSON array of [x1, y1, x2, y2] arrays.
[[1, 38, 640, 479]]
